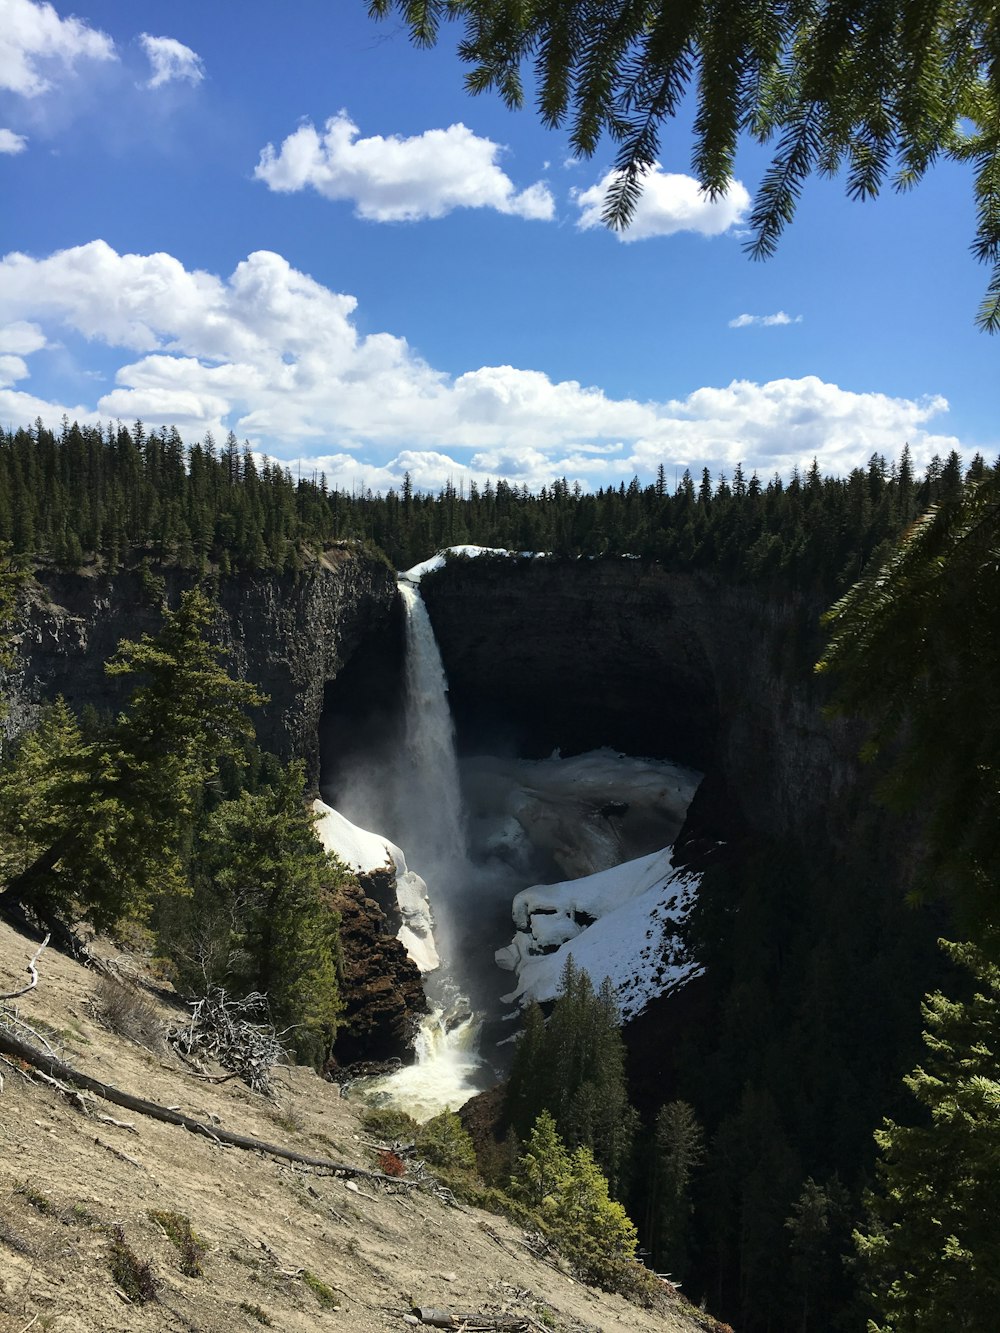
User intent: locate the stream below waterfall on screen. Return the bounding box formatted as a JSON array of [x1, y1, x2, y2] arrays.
[[320, 564, 702, 1121]]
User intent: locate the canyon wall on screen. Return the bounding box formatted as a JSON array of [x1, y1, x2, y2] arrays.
[[2, 546, 396, 784], [418, 555, 871, 856]]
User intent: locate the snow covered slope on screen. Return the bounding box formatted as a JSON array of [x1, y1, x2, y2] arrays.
[[495, 849, 700, 1021]]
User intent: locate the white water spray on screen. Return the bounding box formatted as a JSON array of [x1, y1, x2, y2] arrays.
[[362, 580, 487, 1120]]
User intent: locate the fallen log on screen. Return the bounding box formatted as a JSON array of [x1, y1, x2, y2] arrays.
[[0, 1027, 405, 1185]]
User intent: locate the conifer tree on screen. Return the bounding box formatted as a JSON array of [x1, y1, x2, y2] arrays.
[[0, 590, 264, 933], [184, 763, 345, 1067], [0, 544, 20, 731], [373, 0, 1000, 328], [817, 470, 1000, 948], [649, 1100, 704, 1282], [854, 941, 1000, 1331], [510, 1112, 643, 1291], [505, 958, 637, 1196]]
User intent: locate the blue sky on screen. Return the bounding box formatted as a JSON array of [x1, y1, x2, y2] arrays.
[[0, 0, 996, 492]]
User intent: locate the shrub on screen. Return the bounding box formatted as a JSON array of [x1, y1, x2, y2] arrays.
[[148, 1209, 206, 1277], [107, 1224, 159, 1303], [376, 1149, 406, 1177], [360, 1106, 419, 1142], [89, 974, 163, 1050], [416, 1112, 477, 1171], [302, 1270, 338, 1309]]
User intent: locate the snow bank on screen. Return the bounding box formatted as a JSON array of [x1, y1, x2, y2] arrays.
[[496, 849, 700, 1021], [311, 800, 440, 973], [400, 545, 546, 584]]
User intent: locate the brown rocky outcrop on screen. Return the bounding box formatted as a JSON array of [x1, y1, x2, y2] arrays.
[[329, 865, 427, 1065]]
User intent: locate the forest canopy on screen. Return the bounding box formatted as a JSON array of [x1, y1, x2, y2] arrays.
[[0, 417, 983, 599]]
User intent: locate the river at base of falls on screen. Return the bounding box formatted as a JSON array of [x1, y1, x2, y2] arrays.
[[358, 982, 484, 1123]]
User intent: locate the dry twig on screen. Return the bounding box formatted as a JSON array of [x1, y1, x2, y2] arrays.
[[166, 989, 286, 1094], [0, 935, 49, 1001]]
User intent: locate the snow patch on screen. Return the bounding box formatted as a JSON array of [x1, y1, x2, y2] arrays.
[[496, 849, 700, 1021], [400, 545, 546, 584], [311, 799, 440, 973]]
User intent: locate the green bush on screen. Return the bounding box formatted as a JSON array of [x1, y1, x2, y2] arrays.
[[510, 1111, 654, 1297], [416, 1112, 477, 1171], [360, 1106, 419, 1142]]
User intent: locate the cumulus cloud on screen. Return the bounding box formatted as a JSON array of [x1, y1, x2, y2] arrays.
[[0, 128, 28, 153], [254, 111, 555, 223], [0, 240, 962, 491], [139, 33, 204, 89], [0, 320, 47, 354], [0, 0, 115, 96], [729, 311, 803, 328], [575, 165, 750, 241]]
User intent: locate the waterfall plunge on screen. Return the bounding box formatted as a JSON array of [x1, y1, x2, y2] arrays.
[[395, 582, 466, 909], [361, 580, 487, 1120]]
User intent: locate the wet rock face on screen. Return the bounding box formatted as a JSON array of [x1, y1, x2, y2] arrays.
[[329, 867, 428, 1066], [2, 548, 397, 783], [419, 557, 864, 849]]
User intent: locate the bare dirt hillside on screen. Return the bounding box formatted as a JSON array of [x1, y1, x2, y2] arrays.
[[0, 920, 708, 1333]]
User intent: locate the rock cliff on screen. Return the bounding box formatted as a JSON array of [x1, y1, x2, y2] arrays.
[[328, 865, 428, 1066], [418, 555, 867, 852], [2, 546, 396, 783]]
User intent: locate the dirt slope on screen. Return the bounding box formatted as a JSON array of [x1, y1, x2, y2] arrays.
[[0, 920, 706, 1333]]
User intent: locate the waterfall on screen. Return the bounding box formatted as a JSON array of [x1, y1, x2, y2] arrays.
[[360, 579, 487, 1120], [395, 581, 466, 906]]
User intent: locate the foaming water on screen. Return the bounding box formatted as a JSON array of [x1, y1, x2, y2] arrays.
[[363, 1001, 484, 1122]]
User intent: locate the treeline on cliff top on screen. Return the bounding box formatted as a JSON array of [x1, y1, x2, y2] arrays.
[[1, 416, 992, 590]]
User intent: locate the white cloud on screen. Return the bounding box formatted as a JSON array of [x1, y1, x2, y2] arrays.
[[254, 110, 555, 223], [0, 127, 28, 153], [0, 319, 46, 354], [0, 240, 963, 492], [729, 311, 803, 328], [139, 33, 204, 89], [0, 0, 115, 97], [575, 165, 750, 241]]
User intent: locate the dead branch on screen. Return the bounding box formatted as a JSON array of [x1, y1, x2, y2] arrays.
[[96, 1113, 137, 1132], [166, 988, 285, 1095], [0, 1011, 59, 1060], [0, 934, 50, 1001], [95, 1136, 144, 1168], [0, 1025, 416, 1185]]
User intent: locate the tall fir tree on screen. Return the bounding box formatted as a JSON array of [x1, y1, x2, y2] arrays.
[[855, 941, 1000, 1331]]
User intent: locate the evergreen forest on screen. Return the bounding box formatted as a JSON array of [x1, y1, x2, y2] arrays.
[[0, 417, 983, 592], [2, 416, 998, 1333]]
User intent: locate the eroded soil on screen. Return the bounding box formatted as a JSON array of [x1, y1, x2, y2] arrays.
[[0, 919, 703, 1333]]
